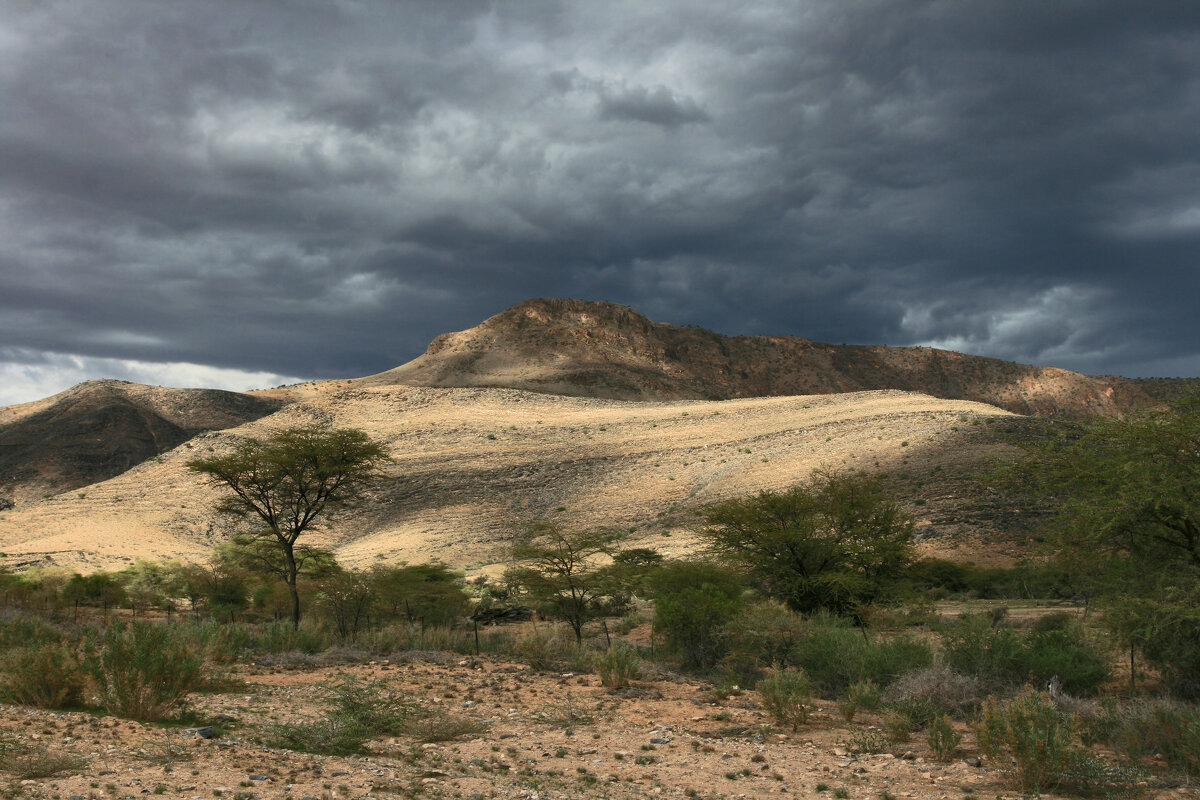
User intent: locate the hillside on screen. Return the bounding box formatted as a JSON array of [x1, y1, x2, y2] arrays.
[[0, 380, 284, 506], [363, 298, 1159, 418], [0, 385, 1032, 573]]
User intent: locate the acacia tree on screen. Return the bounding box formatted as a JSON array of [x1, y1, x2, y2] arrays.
[[187, 425, 389, 628], [700, 470, 914, 616], [992, 393, 1200, 695], [504, 522, 627, 644]]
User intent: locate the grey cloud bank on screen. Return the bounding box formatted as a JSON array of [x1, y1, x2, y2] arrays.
[[2, 1, 1199, 405]]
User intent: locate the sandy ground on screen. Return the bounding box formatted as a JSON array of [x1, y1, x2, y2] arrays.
[[0, 387, 1020, 574], [5, 647, 1188, 800]]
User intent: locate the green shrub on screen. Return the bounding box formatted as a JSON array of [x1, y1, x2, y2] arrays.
[[790, 614, 932, 697], [1022, 629, 1110, 694], [975, 688, 1078, 793], [719, 600, 806, 680], [0, 642, 85, 708], [757, 667, 812, 730], [925, 713, 961, 761], [0, 616, 64, 650], [651, 561, 745, 671], [594, 644, 639, 689], [941, 615, 1109, 694], [83, 621, 205, 721]]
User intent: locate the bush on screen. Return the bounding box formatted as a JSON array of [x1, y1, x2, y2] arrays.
[[790, 614, 932, 697], [1089, 699, 1200, 778], [594, 644, 639, 689], [0, 642, 85, 708], [650, 561, 744, 671], [0, 616, 64, 650], [976, 688, 1078, 793], [399, 710, 491, 742], [757, 667, 812, 730], [83, 621, 205, 721], [941, 614, 1109, 694], [719, 600, 806, 679], [505, 626, 574, 671], [881, 664, 982, 715], [174, 620, 250, 664]]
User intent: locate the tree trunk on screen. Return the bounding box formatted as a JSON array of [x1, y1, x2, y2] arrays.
[[284, 543, 301, 630]]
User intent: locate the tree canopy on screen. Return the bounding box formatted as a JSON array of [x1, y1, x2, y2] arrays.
[[699, 470, 914, 616], [187, 425, 389, 628], [992, 393, 1200, 695], [503, 522, 628, 644]]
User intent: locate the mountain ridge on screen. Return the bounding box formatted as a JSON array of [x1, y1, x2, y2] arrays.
[[361, 297, 1165, 418]]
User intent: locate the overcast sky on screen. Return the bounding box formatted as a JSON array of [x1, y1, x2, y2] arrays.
[[3, 1, 1199, 406]]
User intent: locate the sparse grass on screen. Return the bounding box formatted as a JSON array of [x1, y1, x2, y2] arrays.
[[594, 644, 639, 689]]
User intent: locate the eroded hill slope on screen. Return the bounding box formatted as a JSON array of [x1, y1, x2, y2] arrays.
[[0, 386, 1028, 573]]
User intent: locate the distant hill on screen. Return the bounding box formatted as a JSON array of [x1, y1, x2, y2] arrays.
[[362, 298, 1162, 418], [0, 380, 284, 505]]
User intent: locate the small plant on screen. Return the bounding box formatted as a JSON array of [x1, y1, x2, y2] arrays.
[[0, 735, 86, 779], [84, 621, 205, 721], [532, 693, 595, 729], [400, 710, 490, 742], [757, 667, 812, 730], [975, 688, 1077, 793], [834, 788, 849, 798], [844, 729, 890, 755], [594, 644, 639, 689], [837, 679, 882, 722], [265, 674, 418, 755], [925, 713, 962, 761]]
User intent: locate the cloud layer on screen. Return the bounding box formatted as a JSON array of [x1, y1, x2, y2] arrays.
[[3, 1, 1199, 403]]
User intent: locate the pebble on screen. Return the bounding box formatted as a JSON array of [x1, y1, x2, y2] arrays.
[[650, 737, 670, 744]]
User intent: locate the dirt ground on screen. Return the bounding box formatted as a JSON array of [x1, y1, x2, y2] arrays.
[[3, 648, 1194, 800]]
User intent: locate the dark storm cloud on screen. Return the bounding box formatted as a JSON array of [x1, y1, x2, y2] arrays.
[[3, 0, 1200, 404]]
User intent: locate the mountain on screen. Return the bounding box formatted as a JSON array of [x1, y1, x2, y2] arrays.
[[362, 298, 1161, 418], [0, 380, 284, 505]]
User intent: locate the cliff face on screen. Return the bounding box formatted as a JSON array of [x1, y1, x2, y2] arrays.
[[362, 298, 1160, 418], [0, 380, 284, 504]]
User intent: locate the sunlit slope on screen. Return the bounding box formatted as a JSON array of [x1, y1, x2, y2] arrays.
[[0, 386, 1020, 573]]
